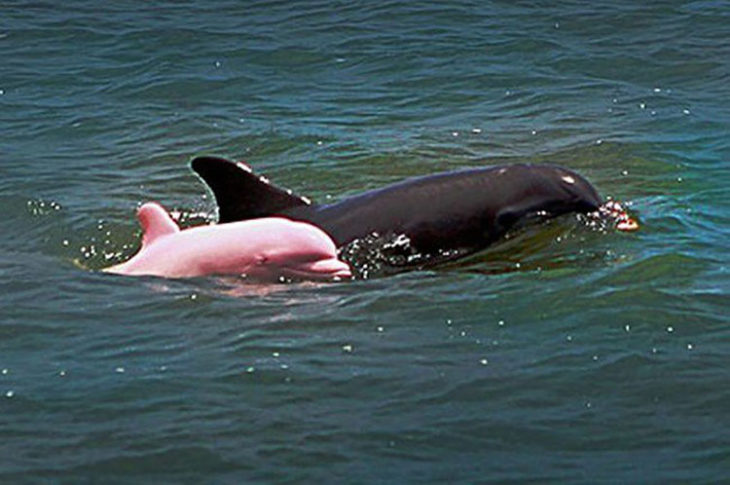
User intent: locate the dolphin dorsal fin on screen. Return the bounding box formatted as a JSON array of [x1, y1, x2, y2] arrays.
[[191, 156, 312, 223], [137, 202, 180, 248]]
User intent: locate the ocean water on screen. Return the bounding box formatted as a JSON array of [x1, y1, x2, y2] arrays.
[[2, 1, 729, 482]]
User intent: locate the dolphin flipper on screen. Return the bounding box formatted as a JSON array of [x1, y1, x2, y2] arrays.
[[191, 156, 311, 223]]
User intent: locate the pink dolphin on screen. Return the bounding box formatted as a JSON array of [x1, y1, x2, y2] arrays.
[[103, 202, 351, 281]]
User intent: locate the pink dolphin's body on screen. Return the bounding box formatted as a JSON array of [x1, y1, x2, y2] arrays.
[[104, 202, 351, 281]]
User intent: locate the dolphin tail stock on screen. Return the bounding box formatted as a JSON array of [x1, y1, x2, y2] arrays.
[[191, 156, 312, 223]]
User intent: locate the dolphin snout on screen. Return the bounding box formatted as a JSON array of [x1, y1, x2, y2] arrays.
[[307, 258, 352, 279], [283, 257, 351, 281]]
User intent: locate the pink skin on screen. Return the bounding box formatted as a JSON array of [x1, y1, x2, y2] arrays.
[[104, 202, 351, 281]]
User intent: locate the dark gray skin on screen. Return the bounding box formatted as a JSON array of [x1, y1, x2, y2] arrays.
[[191, 156, 603, 265]]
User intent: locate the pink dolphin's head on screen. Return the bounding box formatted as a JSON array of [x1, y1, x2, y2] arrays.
[[104, 202, 351, 282], [242, 218, 353, 282]]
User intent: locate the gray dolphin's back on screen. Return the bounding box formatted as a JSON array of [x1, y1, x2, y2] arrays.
[[287, 164, 602, 252]]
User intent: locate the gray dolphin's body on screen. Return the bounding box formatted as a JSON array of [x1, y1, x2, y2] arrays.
[[191, 156, 603, 266]]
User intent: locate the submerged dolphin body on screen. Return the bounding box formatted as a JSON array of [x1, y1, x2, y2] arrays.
[[191, 156, 606, 266], [104, 202, 351, 281]]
